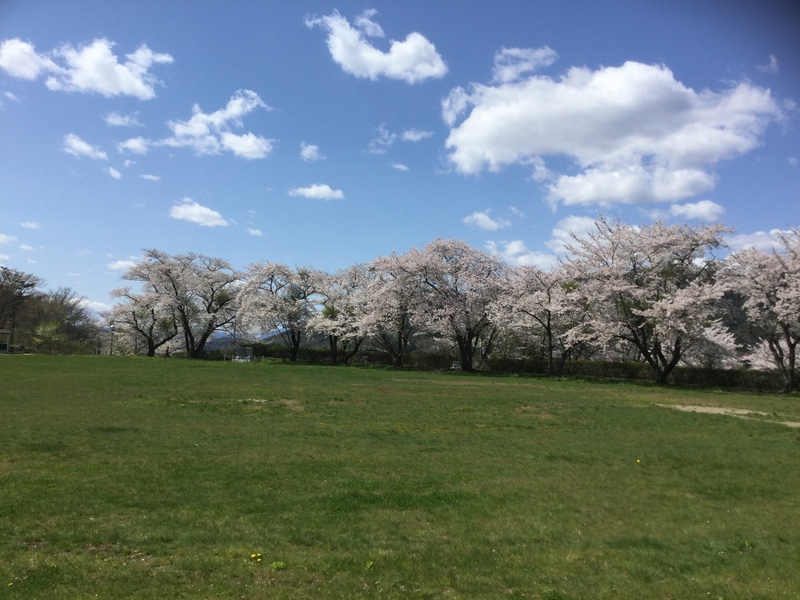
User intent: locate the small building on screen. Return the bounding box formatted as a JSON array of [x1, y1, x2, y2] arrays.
[[0, 329, 11, 353]]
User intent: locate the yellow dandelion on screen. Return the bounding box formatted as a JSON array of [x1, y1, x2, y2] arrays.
[[251, 554, 256, 558]]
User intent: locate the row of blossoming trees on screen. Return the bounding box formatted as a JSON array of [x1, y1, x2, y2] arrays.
[[108, 217, 800, 391]]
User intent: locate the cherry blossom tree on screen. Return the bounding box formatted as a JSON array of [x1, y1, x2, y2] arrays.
[[360, 257, 419, 367], [308, 264, 371, 364], [563, 218, 729, 384], [238, 262, 319, 361], [390, 238, 506, 371], [109, 286, 178, 356], [722, 229, 800, 392], [122, 250, 239, 358], [490, 264, 586, 375]]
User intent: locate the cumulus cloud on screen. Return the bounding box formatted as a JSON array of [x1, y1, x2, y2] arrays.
[[306, 10, 447, 84], [491, 46, 558, 84], [462, 210, 510, 231], [140, 174, 161, 182], [0, 234, 18, 245], [169, 198, 229, 227], [726, 229, 792, 252], [289, 183, 344, 200], [668, 199, 725, 221], [21, 221, 41, 229], [107, 259, 137, 271], [392, 162, 409, 172], [246, 228, 263, 236], [108, 167, 121, 179], [444, 58, 783, 207], [486, 240, 557, 269], [545, 215, 598, 254], [63, 133, 107, 159], [300, 142, 325, 161], [0, 38, 172, 99], [160, 89, 274, 158]]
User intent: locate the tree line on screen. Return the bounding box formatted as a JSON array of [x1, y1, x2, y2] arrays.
[[2, 217, 798, 391], [0, 267, 99, 354]]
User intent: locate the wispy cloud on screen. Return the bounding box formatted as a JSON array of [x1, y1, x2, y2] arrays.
[[401, 129, 433, 142], [104, 112, 142, 127], [757, 54, 779, 74], [63, 133, 107, 160]]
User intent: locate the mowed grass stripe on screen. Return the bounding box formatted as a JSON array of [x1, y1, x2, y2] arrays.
[[1, 355, 798, 599]]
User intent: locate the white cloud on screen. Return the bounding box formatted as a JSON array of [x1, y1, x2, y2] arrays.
[[444, 59, 783, 207], [169, 198, 229, 227], [117, 136, 150, 154], [161, 89, 274, 158], [486, 240, 557, 269], [757, 54, 779, 74], [0, 253, 9, 261], [306, 10, 447, 84], [368, 124, 396, 154], [246, 228, 263, 236], [104, 112, 142, 127], [63, 133, 107, 160], [19, 244, 35, 251], [300, 142, 325, 161], [392, 162, 409, 172], [0, 38, 60, 79], [219, 131, 273, 159], [545, 215, 598, 254], [668, 199, 725, 221], [21, 221, 41, 229], [354, 9, 384, 38], [789, 156, 797, 167], [289, 183, 344, 200], [0, 234, 18, 244], [0, 38, 172, 99], [140, 174, 161, 182], [402, 128, 433, 142], [491, 46, 558, 84], [107, 259, 137, 271], [108, 166, 121, 179], [4, 91, 20, 102], [726, 229, 792, 252], [82, 299, 112, 314], [462, 210, 510, 231]]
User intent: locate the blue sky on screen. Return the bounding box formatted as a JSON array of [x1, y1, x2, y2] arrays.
[[1, 0, 798, 312]]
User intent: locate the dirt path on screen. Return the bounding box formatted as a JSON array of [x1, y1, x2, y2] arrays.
[[658, 404, 800, 428]]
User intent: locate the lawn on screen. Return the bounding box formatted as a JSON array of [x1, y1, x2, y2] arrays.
[[1, 355, 799, 599]]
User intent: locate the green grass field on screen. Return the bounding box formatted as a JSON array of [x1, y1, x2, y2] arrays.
[[1, 356, 799, 599]]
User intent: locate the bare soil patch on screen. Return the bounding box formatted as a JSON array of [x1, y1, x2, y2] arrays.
[[658, 404, 800, 428]]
